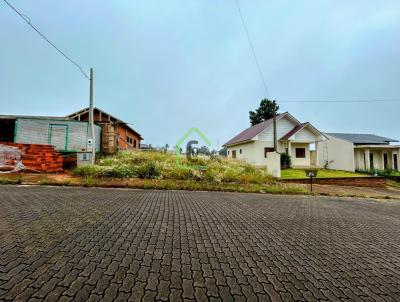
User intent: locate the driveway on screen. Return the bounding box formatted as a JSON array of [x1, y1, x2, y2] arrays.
[[1, 186, 400, 301]]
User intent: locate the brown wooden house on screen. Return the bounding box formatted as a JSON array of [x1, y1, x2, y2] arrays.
[[67, 107, 143, 154]]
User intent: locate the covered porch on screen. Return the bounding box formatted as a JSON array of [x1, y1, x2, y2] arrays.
[[279, 141, 316, 167], [354, 145, 400, 171], [279, 123, 327, 168]]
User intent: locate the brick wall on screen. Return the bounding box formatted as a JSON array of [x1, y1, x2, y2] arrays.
[[282, 177, 387, 187]]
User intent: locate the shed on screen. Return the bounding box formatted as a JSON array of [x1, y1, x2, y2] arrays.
[[0, 115, 101, 152]]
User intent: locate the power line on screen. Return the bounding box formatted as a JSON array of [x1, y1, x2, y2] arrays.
[[278, 99, 400, 103], [2, 0, 89, 80], [233, 2, 400, 105], [234, 0, 270, 98]]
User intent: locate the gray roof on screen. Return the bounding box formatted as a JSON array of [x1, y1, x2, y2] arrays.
[[327, 133, 398, 144]]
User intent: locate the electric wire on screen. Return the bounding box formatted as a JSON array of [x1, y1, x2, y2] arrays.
[[278, 99, 400, 103], [235, 0, 270, 98], [2, 0, 89, 80]]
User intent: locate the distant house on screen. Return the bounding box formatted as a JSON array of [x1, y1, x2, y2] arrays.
[[223, 112, 327, 167], [140, 144, 153, 150], [317, 133, 400, 172], [0, 115, 101, 152], [67, 107, 143, 154]]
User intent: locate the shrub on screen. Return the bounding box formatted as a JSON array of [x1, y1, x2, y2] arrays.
[[84, 176, 95, 187], [280, 153, 292, 169], [221, 168, 241, 183], [356, 168, 400, 177], [377, 168, 400, 176], [110, 164, 136, 178], [73, 165, 113, 178], [137, 162, 161, 179], [165, 166, 194, 180], [0, 177, 22, 185], [203, 169, 216, 182], [323, 160, 334, 169]]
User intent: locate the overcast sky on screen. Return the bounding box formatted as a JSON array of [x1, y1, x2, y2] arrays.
[[1, 0, 400, 148]]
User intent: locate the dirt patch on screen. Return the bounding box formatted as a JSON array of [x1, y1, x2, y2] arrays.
[[299, 183, 400, 200]]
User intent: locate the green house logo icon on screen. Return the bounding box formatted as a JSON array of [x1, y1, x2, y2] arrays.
[[175, 127, 212, 168]]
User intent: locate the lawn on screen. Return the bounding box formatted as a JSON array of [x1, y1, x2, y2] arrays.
[[281, 168, 367, 179]]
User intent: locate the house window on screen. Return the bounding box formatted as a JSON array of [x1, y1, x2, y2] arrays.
[[239, 149, 242, 154], [127, 137, 133, 144], [133, 139, 137, 148], [363, 153, 366, 170], [369, 153, 374, 170], [394, 154, 398, 170], [264, 148, 274, 158], [227, 150, 229, 155], [295, 148, 306, 158], [383, 153, 388, 169]]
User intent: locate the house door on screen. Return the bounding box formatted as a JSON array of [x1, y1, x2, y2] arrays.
[[49, 125, 68, 150], [232, 150, 236, 159], [394, 154, 398, 170], [369, 153, 374, 170], [383, 153, 388, 169]]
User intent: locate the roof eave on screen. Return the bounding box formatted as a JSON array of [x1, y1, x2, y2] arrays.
[[67, 107, 143, 139], [223, 139, 254, 147]]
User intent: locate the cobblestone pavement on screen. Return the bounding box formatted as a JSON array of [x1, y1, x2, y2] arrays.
[[1, 186, 400, 301]]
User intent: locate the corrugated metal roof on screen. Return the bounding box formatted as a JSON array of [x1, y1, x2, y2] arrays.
[[223, 113, 288, 146], [0, 115, 69, 121], [327, 133, 398, 144]]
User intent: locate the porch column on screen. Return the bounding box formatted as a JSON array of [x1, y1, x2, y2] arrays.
[[315, 142, 319, 167], [365, 149, 370, 171]]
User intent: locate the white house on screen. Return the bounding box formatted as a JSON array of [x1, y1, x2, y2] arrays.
[[317, 133, 400, 172], [223, 112, 327, 167]]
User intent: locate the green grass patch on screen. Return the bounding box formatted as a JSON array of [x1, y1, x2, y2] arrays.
[[281, 168, 367, 179], [0, 176, 22, 185]]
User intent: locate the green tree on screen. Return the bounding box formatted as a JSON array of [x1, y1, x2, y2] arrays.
[[198, 146, 211, 155], [249, 99, 279, 126], [219, 147, 227, 156]]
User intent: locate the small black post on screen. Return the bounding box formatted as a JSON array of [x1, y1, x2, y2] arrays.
[[310, 175, 313, 192]]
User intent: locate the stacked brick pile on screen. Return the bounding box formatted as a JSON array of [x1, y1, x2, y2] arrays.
[[0, 142, 63, 173]]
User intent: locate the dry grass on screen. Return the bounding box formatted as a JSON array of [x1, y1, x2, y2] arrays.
[[73, 150, 275, 185]]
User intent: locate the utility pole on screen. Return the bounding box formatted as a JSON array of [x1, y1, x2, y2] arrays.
[[273, 100, 277, 152], [89, 68, 95, 164]]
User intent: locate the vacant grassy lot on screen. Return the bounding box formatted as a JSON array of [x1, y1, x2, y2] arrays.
[[68, 151, 308, 194], [281, 168, 367, 179], [74, 150, 275, 185]]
